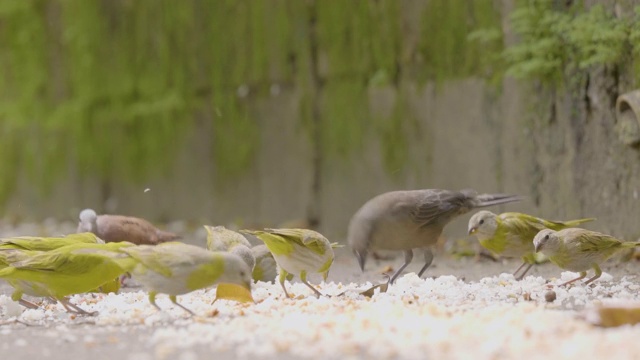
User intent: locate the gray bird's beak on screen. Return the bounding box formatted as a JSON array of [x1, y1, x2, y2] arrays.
[[468, 227, 477, 235], [354, 250, 367, 272]]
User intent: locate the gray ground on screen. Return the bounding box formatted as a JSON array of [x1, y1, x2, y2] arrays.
[[1, 246, 639, 360]]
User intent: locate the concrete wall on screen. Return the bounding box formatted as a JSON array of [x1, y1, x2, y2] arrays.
[[5, 0, 640, 244]]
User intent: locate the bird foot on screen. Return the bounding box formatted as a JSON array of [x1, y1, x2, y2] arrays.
[[60, 300, 98, 316]]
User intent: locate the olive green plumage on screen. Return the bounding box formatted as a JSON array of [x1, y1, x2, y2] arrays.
[[533, 228, 640, 286], [468, 211, 595, 279], [119, 242, 253, 315], [241, 228, 335, 298], [0, 242, 137, 314], [204, 225, 256, 272], [0, 232, 104, 252]]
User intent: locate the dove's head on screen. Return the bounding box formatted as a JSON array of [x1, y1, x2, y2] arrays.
[[533, 229, 560, 255], [79, 208, 97, 223], [78, 209, 98, 233], [468, 211, 498, 239]]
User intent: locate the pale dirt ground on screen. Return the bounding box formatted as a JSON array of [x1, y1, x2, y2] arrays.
[[1, 245, 640, 360]]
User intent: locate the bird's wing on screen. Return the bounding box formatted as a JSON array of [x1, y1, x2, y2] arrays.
[[572, 231, 623, 254], [410, 190, 469, 228], [63, 233, 103, 243], [245, 230, 295, 256], [205, 226, 249, 250], [499, 213, 548, 237], [0, 248, 34, 266], [0, 237, 67, 251], [8, 251, 102, 275], [119, 245, 175, 277], [73, 245, 138, 272], [266, 228, 329, 256], [204, 225, 225, 251], [0, 234, 102, 251], [98, 216, 158, 244]]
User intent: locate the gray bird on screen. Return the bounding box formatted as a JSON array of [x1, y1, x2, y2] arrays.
[[348, 189, 522, 283], [77, 209, 181, 245]]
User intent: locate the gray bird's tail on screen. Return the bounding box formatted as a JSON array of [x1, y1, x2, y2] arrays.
[[473, 193, 523, 208], [156, 230, 182, 243]]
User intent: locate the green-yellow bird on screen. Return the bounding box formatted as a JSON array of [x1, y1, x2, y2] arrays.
[[533, 228, 640, 286], [241, 228, 334, 298], [0, 242, 136, 314], [0, 233, 119, 303], [468, 211, 595, 280], [204, 225, 255, 271], [119, 242, 253, 315]]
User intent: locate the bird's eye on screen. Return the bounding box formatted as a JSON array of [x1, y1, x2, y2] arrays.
[[544, 235, 549, 240], [479, 219, 484, 225]]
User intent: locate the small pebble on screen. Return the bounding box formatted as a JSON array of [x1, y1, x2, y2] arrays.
[[545, 290, 557, 302]]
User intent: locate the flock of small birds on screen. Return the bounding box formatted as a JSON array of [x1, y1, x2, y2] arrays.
[[0, 188, 637, 318]]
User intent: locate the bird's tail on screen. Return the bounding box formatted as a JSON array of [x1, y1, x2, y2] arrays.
[[621, 241, 640, 249], [156, 230, 182, 243], [551, 217, 597, 228], [474, 193, 523, 208]]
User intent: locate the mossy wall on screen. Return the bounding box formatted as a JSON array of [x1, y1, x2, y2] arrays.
[[2, 0, 640, 242]]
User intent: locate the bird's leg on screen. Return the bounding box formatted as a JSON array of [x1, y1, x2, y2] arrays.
[[17, 299, 39, 309], [45, 297, 57, 304], [513, 263, 534, 281], [278, 269, 291, 298], [120, 272, 135, 287], [417, 248, 434, 278], [389, 249, 413, 284], [170, 295, 195, 316], [12, 292, 46, 310], [59, 298, 98, 316], [300, 271, 323, 298], [149, 292, 163, 312], [558, 271, 587, 287], [584, 264, 603, 285]]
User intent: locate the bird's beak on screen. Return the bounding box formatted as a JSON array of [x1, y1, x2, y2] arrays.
[[215, 283, 254, 304], [354, 250, 367, 272], [534, 243, 542, 253], [468, 227, 477, 235]]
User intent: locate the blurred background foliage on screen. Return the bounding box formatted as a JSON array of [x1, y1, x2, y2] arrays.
[[0, 0, 639, 223]]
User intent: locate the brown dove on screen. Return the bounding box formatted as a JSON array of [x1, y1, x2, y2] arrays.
[[77, 209, 181, 245]]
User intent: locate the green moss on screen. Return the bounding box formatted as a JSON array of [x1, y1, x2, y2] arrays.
[[419, 0, 504, 86], [321, 81, 368, 159], [376, 92, 418, 176], [314, 1, 402, 161]]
